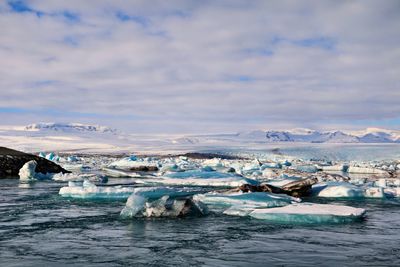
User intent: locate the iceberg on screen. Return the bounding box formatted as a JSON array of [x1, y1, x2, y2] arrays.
[[131, 186, 206, 199], [321, 165, 348, 172], [59, 180, 136, 199], [102, 167, 142, 178], [294, 165, 319, 173], [19, 160, 52, 181], [120, 195, 207, 218], [134, 176, 259, 188], [133, 170, 259, 187], [108, 156, 158, 169], [261, 162, 282, 169], [163, 169, 241, 179], [347, 166, 388, 175], [249, 203, 366, 224], [194, 192, 299, 210], [52, 172, 107, 183], [314, 182, 386, 199], [202, 158, 224, 168]]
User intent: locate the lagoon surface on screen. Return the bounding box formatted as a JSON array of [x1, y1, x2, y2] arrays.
[[1, 178, 400, 266]]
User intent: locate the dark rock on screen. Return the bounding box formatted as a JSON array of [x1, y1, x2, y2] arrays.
[[236, 177, 318, 198], [129, 166, 159, 172], [0, 147, 70, 179]]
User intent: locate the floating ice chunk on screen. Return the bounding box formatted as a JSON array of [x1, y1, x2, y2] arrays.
[[38, 152, 46, 158], [384, 188, 400, 198], [45, 152, 59, 162], [347, 166, 388, 175], [375, 179, 387, 188], [364, 187, 385, 198], [108, 156, 158, 169], [242, 159, 261, 172], [52, 172, 107, 183], [121, 195, 207, 218], [294, 165, 319, 173], [261, 162, 282, 169], [67, 155, 79, 162], [102, 167, 142, 178], [322, 165, 348, 172], [120, 194, 147, 217], [249, 203, 366, 224], [134, 175, 259, 188], [163, 170, 241, 179], [61, 163, 87, 172], [280, 160, 292, 166], [203, 158, 224, 168], [195, 192, 299, 210], [266, 178, 301, 188], [315, 182, 386, 199], [261, 168, 277, 179], [19, 160, 52, 181], [160, 164, 182, 173], [59, 180, 136, 199], [316, 183, 364, 198], [19, 160, 38, 181], [132, 186, 205, 199]]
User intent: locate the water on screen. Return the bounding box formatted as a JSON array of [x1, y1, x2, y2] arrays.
[[1, 179, 400, 266]]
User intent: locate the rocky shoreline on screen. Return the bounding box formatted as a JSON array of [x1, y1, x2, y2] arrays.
[[0, 147, 70, 179]]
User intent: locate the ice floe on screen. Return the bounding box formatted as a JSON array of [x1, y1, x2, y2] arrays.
[[59, 180, 136, 199], [194, 192, 299, 211], [249, 203, 366, 224]]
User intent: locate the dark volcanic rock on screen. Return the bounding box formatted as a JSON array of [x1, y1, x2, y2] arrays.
[[0, 147, 70, 179], [129, 166, 159, 172]]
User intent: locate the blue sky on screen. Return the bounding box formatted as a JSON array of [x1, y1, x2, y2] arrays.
[[0, 0, 399, 133]]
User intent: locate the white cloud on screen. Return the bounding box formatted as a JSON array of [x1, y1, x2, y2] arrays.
[[0, 0, 399, 133]]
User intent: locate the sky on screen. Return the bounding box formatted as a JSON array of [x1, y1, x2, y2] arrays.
[[0, 0, 399, 134]]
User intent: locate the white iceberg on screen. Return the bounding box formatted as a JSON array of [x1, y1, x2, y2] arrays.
[[134, 176, 258, 188], [194, 192, 299, 211], [321, 165, 347, 172], [120, 195, 207, 218], [59, 180, 136, 199], [347, 166, 388, 175], [314, 182, 386, 199], [19, 160, 52, 181], [102, 167, 142, 178], [52, 172, 107, 182], [249, 203, 366, 224], [108, 156, 158, 169], [133, 170, 258, 187]]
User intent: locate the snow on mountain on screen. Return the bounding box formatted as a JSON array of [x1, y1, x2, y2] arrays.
[[264, 128, 399, 143], [24, 123, 118, 134], [350, 128, 400, 143], [0, 122, 399, 154]]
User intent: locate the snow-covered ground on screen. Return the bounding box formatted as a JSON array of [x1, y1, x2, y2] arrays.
[[0, 123, 400, 156]]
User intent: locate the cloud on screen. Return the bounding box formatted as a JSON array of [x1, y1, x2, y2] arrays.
[[0, 0, 399, 133]]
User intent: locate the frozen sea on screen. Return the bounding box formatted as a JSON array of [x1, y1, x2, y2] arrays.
[[1, 144, 400, 266]]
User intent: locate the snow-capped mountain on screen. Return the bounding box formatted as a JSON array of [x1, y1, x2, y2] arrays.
[[263, 128, 400, 143], [24, 123, 118, 134]]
